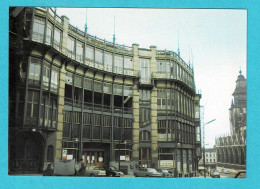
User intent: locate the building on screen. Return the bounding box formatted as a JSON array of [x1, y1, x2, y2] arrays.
[[215, 71, 246, 170], [9, 7, 201, 177], [198, 148, 217, 173]]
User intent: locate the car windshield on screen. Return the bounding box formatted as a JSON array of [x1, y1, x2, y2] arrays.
[[162, 170, 168, 173], [147, 168, 157, 173]]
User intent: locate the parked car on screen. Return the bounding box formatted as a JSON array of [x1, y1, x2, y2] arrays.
[[158, 169, 173, 177], [223, 169, 230, 174], [210, 171, 220, 178], [234, 171, 246, 178], [85, 166, 106, 177], [134, 167, 162, 177], [105, 166, 124, 177]]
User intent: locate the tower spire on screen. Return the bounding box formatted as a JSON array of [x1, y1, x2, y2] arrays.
[[85, 8, 88, 34], [113, 16, 116, 44], [189, 46, 191, 67], [239, 67, 242, 75], [178, 31, 180, 57]]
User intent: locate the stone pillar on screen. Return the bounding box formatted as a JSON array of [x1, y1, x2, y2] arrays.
[[55, 63, 66, 159], [132, 43, 140, 166], [150, 45, 158, 168], [61, 15, 69, 52]]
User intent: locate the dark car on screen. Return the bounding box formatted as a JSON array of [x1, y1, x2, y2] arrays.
[[105, 166, 124, 177], [234, 171, 246, 178], [158, 169, 173, 177]]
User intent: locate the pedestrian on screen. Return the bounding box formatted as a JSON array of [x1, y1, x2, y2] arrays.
[[77, 158, 86, 176]]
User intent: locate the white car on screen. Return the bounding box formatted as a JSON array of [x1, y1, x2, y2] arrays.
[[85, 166, 106, 177], [224, 169, 230, 174]]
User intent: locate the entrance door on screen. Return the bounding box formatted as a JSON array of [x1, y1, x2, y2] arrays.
[[24, 138, 40, 173], [84, 151, 105, 167]]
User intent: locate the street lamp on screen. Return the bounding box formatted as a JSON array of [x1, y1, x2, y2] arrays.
[[203, 119, 216, 178]]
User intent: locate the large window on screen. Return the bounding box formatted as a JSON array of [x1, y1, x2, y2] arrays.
[[139, 108, 151, 126], [95, 49, 103, 63], [29, 58, 41, 82], [27, 90, 40, 118], [42, 63, 50, 89], [51, 67, 59, 93], [67, 37, 75, 58], [114, 55, 123, 74], [46, 22, 53, 45], [124, 56, 133, 75], [32, 17, 45, 42], [139, 90, 150, 101], [54, 28, 61, 49], [157, 89, 166, 109], [76, 41, 84, 63], [86, 45, 94, 60], [104, 52, 112, 72], [139, 130, 151, 141], [157, 61, 165, 72], [41, 95, 58, 128], [158, 120, 167, 141], [140, 58, 150, 83]]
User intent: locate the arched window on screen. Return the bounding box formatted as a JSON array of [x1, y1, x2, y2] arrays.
[[139, 130, 151, 141], [47, 145, 54, 162]]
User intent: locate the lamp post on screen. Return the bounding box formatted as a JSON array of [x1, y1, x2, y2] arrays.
[[203, 119, 216, 178]]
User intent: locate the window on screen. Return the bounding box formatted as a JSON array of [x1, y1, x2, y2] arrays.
[[124, 118, 132, 128], [95, 49, 103, 63], [51, 67, 59, 93], [114, 55, 123, 74], [29, 58, 41, 81], [32, 17, 45, 42], [140, 58, 150, 83], [76, 42, 84, 63], [27, 90, 40, 118], [139, 90, 150, 101], [42, 63, 50, 89], [124, 86, 133, 96], [113, 84, 122, 95], [86, 45, 94, 60], [104, 52, 112, 72], [124, 56, 133, 75], [139, 108, 151, 125], [83, 113, 91, 125], [54, 28, 61, 49], [158, 120, 167, 141], [67, 37, 75, 58], [139, 130, 151, 141], [157, 89, 166, 109], [157, 61, 165, 72], [46, 22, 53, 45]]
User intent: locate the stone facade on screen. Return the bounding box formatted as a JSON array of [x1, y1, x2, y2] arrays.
[[9, 7, 201, 177]]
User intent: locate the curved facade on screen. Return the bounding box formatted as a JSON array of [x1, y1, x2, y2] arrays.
[[9, 7, 201, 177]]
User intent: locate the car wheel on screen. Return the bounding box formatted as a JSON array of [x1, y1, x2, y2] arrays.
[[109, 173, 113, 177], [134, 174, 137, 177], [90, 174, 94, 177], [146, 175, 149, 177]]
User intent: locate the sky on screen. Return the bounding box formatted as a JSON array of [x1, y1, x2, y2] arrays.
[[56, 8, 247, 148]]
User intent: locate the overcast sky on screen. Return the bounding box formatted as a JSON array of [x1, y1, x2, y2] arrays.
[[56, 8, 247, 148]]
